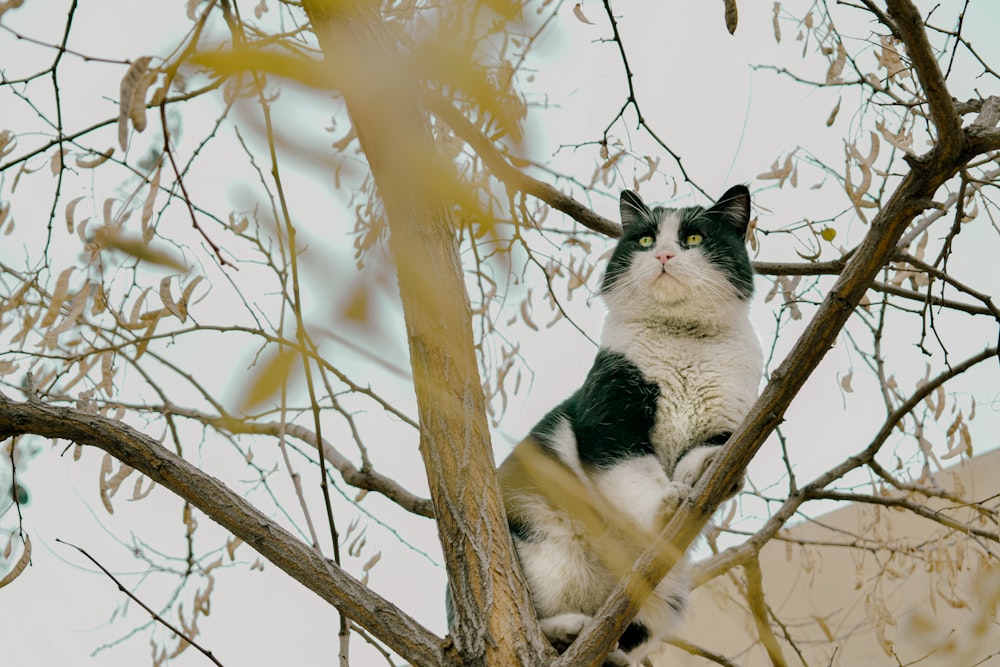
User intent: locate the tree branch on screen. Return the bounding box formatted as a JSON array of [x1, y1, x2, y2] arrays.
[[300, 2, 552, 664], [423, 93, 622, 238], [57, 538, 225, 667], [0, 392, 449, 666], [743, 558, 787, 667], [693, 345, 997, 585], [885, 0, 963, 160], [554, 87, 981, 665]]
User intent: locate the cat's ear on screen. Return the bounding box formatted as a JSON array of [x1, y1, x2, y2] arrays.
[[708, 185, 751, 232], [620, 190, 652, 229]]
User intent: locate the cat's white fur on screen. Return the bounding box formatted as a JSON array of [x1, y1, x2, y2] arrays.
[[522, 209, 763, 663]]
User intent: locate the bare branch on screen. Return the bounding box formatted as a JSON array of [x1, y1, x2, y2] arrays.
[[694, 345, 998, 584], [554, 110, 995, 664], [743, 558, 787, 667], [57, 539, 225, 667], [0, 393, 450, 666], [214, 414, 435, 518]]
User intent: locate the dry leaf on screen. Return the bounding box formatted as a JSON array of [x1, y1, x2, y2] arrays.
[[40, 267, 74, 328], [0, 129, 16, 158], [49, 149, 65, 176], [825, 41, 846, 84], [118, 56, 155, 151], [239, 347, 298, 411], [141, 163, 162, 242], [132, 475, 155, 500], [159, 276, 184, 321], [99, 452, 116, 514], [94, 228, 186, 271], [0, 534, 31, 590], [75, 148, 114, 169], [572, 3, 594, 25], [226, 536, 243, 561], [724, 0, 738, 34], [826, 98, 841, 127], [65, 196, 86, 234], [520, 296, 539, 331]]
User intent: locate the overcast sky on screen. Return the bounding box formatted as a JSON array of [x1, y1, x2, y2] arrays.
[[2, 1, 999, 665]]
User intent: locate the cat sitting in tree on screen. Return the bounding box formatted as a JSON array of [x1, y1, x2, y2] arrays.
[[499, 185, 763, 665]]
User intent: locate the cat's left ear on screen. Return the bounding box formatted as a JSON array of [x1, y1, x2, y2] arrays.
[[620, 189, 653, 229], [708, 185, 751, 233]]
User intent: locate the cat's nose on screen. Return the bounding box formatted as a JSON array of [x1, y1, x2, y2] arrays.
[[656, 251, 675, 264]]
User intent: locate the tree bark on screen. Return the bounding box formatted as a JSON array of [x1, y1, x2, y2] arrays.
[[300, 1, 551, 664]]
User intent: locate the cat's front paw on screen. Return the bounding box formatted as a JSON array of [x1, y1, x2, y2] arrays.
[[674, 445, 744, 499], [658, 480, 693, 522], [539, 613, 591, 652], [538, 614, 635, 666], [602, 648, 632, 667]]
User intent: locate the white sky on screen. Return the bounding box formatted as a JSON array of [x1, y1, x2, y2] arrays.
[[1, 1, 999, 665]]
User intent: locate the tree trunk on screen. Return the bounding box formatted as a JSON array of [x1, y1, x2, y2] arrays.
[[300, 1, 551, 664]]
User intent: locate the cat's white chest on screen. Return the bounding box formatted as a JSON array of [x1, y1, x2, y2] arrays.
[[603, 315, 762, 467]]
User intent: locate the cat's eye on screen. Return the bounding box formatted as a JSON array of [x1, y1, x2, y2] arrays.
[[685, 233, 704, 247], [638, 235, 654, 248]]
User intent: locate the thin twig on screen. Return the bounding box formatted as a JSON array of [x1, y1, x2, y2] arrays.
[[56, 539, 225, 667]]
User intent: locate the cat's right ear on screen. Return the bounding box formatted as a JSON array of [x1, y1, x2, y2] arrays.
[[620, 190, 652, 229]]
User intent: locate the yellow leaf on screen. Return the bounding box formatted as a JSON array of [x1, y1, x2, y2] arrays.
[[94, 228, 186, 271], [340, 282, 369, 323], [821, 227, 836, 242], [239, 347, 298, 412], [194, 49, 335, 90]]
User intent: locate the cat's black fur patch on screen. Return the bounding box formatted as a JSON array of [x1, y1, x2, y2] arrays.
[[618, 622, 650, 653], [530, 350, 659, 468]]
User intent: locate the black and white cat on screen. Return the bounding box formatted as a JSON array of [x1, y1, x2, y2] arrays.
[[500, 186, 763, 665]]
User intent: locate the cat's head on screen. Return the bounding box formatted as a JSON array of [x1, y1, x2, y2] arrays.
[[601, 186, 754, 323]]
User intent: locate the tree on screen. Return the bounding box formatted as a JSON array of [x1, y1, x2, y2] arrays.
[[1, 0, 998, 665]]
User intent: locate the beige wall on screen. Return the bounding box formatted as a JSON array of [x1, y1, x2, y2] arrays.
[[653, 448, 1000, 666]]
